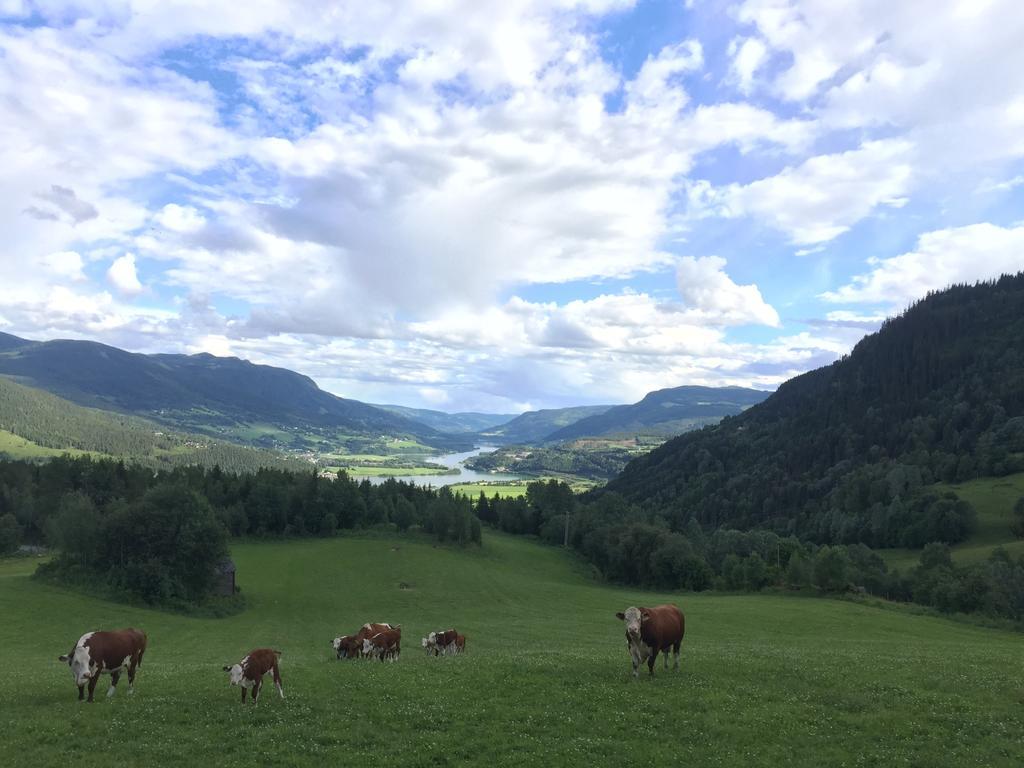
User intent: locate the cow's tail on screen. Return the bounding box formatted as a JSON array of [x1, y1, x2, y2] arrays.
[[273, 649, 283, 657]]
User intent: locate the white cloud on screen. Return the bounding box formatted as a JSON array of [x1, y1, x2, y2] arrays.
[[676, 256, 780, 327], [728, 36, 768, 93], [688, 140, 913, 244], [39, 251, 86, 281], [106, 254, 144, 296], [821, 222, 1024, 305]]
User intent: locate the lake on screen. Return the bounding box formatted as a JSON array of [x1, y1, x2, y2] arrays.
[[363, 446, 522, 487]]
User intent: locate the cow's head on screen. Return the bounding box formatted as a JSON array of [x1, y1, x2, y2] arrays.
[[332, 636, 344, 657], [362, 638, 375, 655], [59, 643, 95, 686], [223, 663, 244, 686], [615, 607, 648, 640]]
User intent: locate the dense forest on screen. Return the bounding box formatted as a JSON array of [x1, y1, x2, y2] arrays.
[[0, 376, 310, 473], [0, 455, 479, 606], [606, 274, 1024, 548], [479, 480, 1024, 624]]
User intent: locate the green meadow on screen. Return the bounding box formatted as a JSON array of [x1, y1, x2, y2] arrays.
[[879, 472, 1024, 570], [1, 532, 1021, 767]]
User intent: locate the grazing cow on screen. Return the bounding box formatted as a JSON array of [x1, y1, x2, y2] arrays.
[[333, 622, 398, 659], [452, 633, 466, 654], [223, 648, 284, 704], [426, 629, 461, 656], [615, 604, 685, 679], [332, 634, 363, 659], [58, 628, 147, 702], [362, 628, 401, 662]]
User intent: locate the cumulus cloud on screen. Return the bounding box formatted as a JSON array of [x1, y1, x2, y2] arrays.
[[676, 256, 780, 327], [106, 254, 143, 296], [728, 36, 768, 94], [821, 223, 1024, 305], [688, 140, 913, 244]]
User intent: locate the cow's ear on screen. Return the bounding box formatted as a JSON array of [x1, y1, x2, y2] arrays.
[[58, 654, 69, 662], [640, 611, 650, 623], [615, 612, 625, 621]]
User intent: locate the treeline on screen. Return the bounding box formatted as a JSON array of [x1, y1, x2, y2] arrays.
[[479, 480, 1024, 624], [466, 445, 635, 481], [0, 455, 480, 605], [607, 274, 1024, 547], [0, 376, 308, 474]]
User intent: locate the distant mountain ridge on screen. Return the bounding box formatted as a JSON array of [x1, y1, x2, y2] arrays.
[[546, 385, 770, 441], [373, 404, 517, 434], [476, 405, 615, 444], [0, 333, 464, 450]]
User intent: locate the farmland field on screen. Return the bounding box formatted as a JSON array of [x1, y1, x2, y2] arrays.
[[1, 533, 1022, 767], [879, 472, 1024, 570]]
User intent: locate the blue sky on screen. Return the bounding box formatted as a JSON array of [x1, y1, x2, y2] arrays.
[[1, 0, 1023, 412]]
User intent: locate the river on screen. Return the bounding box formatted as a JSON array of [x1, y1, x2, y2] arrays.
[[362, 445, 522, 488]]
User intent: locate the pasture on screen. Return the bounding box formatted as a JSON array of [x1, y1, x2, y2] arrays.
[[879, 472, 1024, 570], [1, 532, 1021, 767]]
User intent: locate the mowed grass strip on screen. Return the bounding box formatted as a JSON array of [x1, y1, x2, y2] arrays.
[[1, 533, 1022, 767]]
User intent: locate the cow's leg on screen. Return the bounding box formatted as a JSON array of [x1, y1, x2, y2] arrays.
[[77, 683, 85, 702], [87, 674, 99, 702], [664, 649, 669, 670], [127, 656, 138, 694], [252, 680, 262, 705], [630, 645, 640, 679], [272, 663, 285, 699], [673, 640, 681, 670], [107, 671, 121, 698], [241, 686, 247, 704], [647, 649, 658, 677]]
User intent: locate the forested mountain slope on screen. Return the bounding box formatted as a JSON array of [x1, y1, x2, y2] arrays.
[[547, 385, 769, 441], [606, 274, 1024, 547], [0, 334, 460, 449], [373, 404, 517, 434], [477, 405, 614, 444], [0, 375, 310, 472]]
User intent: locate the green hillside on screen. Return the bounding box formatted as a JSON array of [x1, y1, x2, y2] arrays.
[[880, 472, 1024, 569], [477, 404, 614, 444], [0, 333, 465, 452], [547, 385, 769, 441], [373, 404, 517, 433], [1, 533, 1020, 767], [0, 375, 308, 473], [607, 274, 1024, 549]]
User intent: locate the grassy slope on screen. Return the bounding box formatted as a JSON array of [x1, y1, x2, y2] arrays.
[[2, 533, 1022, 767], [879, 472, 1024, 570], [0, 429, 92, 459]]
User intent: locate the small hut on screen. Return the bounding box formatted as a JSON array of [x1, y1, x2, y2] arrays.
[[216, 558, 237, 596]]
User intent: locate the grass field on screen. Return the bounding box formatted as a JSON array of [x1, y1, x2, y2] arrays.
[[449, 482, 532, 498], [879, 472, 1024, 570], [0, 428, 92, 459], [2, 533, 1022, 767]]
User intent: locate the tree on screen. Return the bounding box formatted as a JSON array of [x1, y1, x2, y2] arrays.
[[785, 549, 811, 588], [1011, 497, 1024, 539], [0, 512, 20, 555], [813, 546, 849, 592]]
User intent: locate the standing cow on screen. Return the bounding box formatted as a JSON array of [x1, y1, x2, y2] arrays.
[[362, 628, 401, 662], [58, 628, 147, 702], [223, 648, 284, 704], [615, 604, 684, 679]]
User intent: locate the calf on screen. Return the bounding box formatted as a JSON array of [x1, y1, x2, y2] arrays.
[[223, 649, 284, 704], [362, 628, 401, 662], [615, 604, 685, 679], [58, 628, 147, 702], [332, 634, 363, 659]]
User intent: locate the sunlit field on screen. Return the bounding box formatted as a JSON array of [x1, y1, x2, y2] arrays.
[[2, 532, 1021, 767]]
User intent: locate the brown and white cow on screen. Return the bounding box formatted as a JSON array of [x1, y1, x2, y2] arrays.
[[615, 604, 685, 679], [423, 628, 462, 656], [223, 648, 284, 704], [58, 628, 147, 702], [333, 622, 398, 659], [362, 628, 401, 662]]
